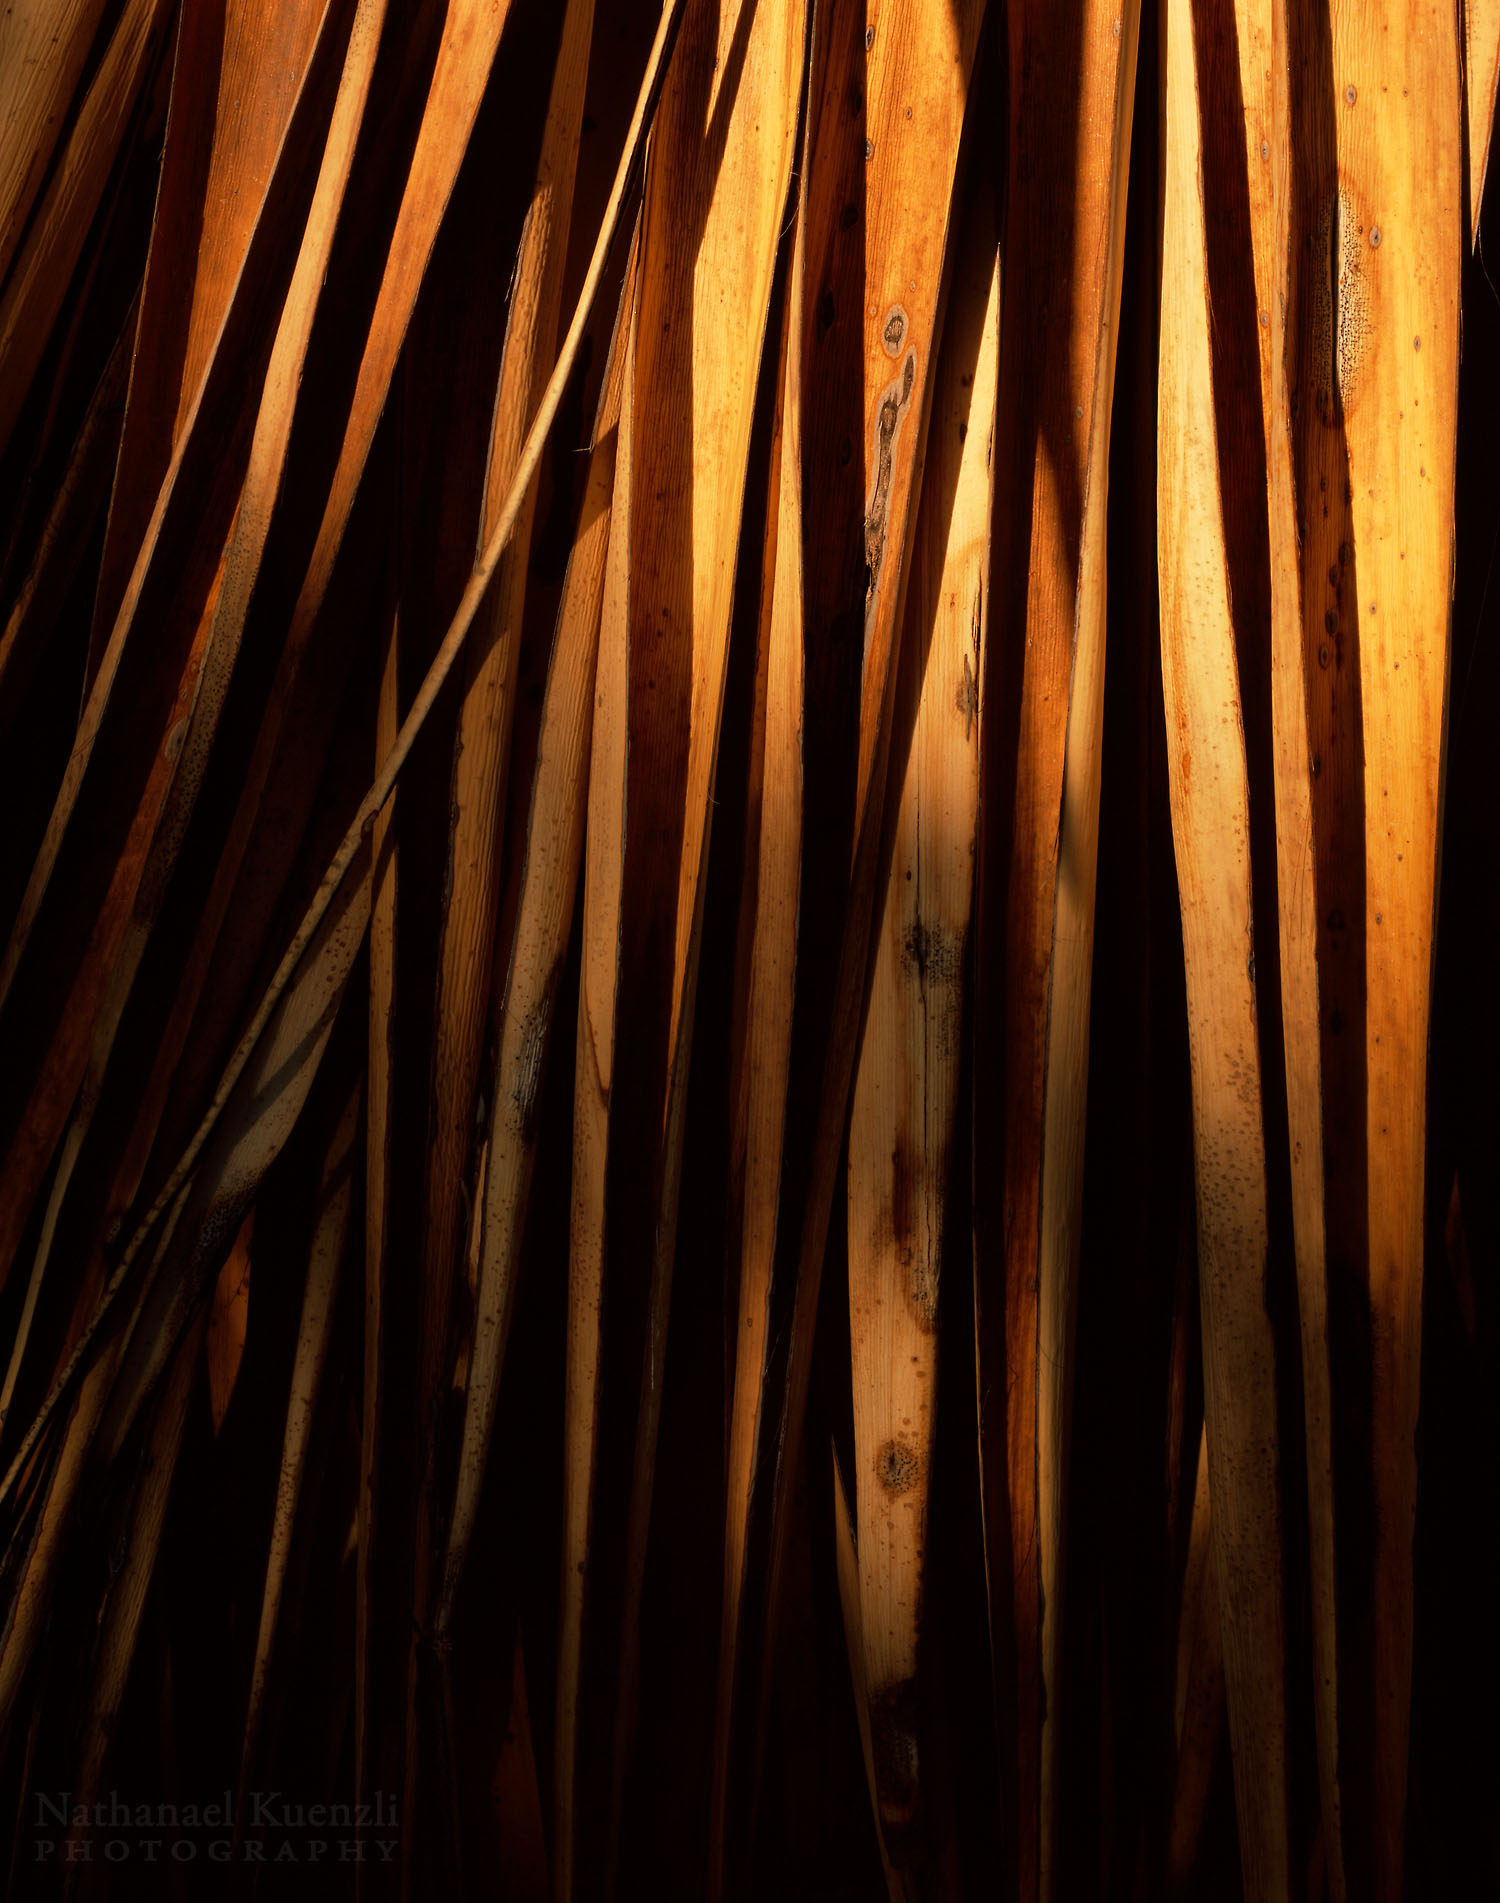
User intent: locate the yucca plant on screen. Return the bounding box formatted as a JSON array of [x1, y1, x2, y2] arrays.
[[0, 0, 1495, 1897]]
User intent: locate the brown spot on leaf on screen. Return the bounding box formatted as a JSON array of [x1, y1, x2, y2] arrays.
[[958, 651, 979, 738], [901, 915, 960, 990], [877, 1438, 919, 1493]]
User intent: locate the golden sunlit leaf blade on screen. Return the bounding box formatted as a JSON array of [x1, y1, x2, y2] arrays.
[[844, 161, 996, 1873], [1157, 1, 1292, 1890]]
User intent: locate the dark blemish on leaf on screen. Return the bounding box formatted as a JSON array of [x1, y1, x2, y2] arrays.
[[865, 24, 874, 48], [816, 287, 836, 340], [876, 1439, 919, 1494], [1345, 84, 1357, 105], [958, 652, 979, 738], [882, 306, 907, 355], [1313, 189, 1371, 421], [512, 959, 564, 1142], [864, 138, 874, 160], [901, 915, 960, 990], [863, 348, 918, 633]]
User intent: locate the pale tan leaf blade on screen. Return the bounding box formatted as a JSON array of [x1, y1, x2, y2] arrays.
[[846, 170, 997, 1867], [717, 5, 986, 1882], [1157, 0, 1291, 1890], [1322, 11, 1460, 1894]]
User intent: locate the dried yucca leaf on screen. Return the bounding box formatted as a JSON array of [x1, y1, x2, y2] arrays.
[[436, 212, 636, 1646], [0, 0, 351, 1294], [556, 235, 636, 1901], [1281, 9, 1461, 1895], [558, 1, 805, 1890], [0, 0, 681, 1784], [83, 0, 334, 694], [714, 47, 806, 1881], [413, 0, 595, 1684], [0, 0, 114, 289], [713, 9, 986, 1884], [1157, 0, 1292, 1894], [969, 2, 1139, 1893], [1466, 0, 1500, 241], [93, 848, 371, 1477], [844, 155, 997, 1876], [0, 0, 174, 457]]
